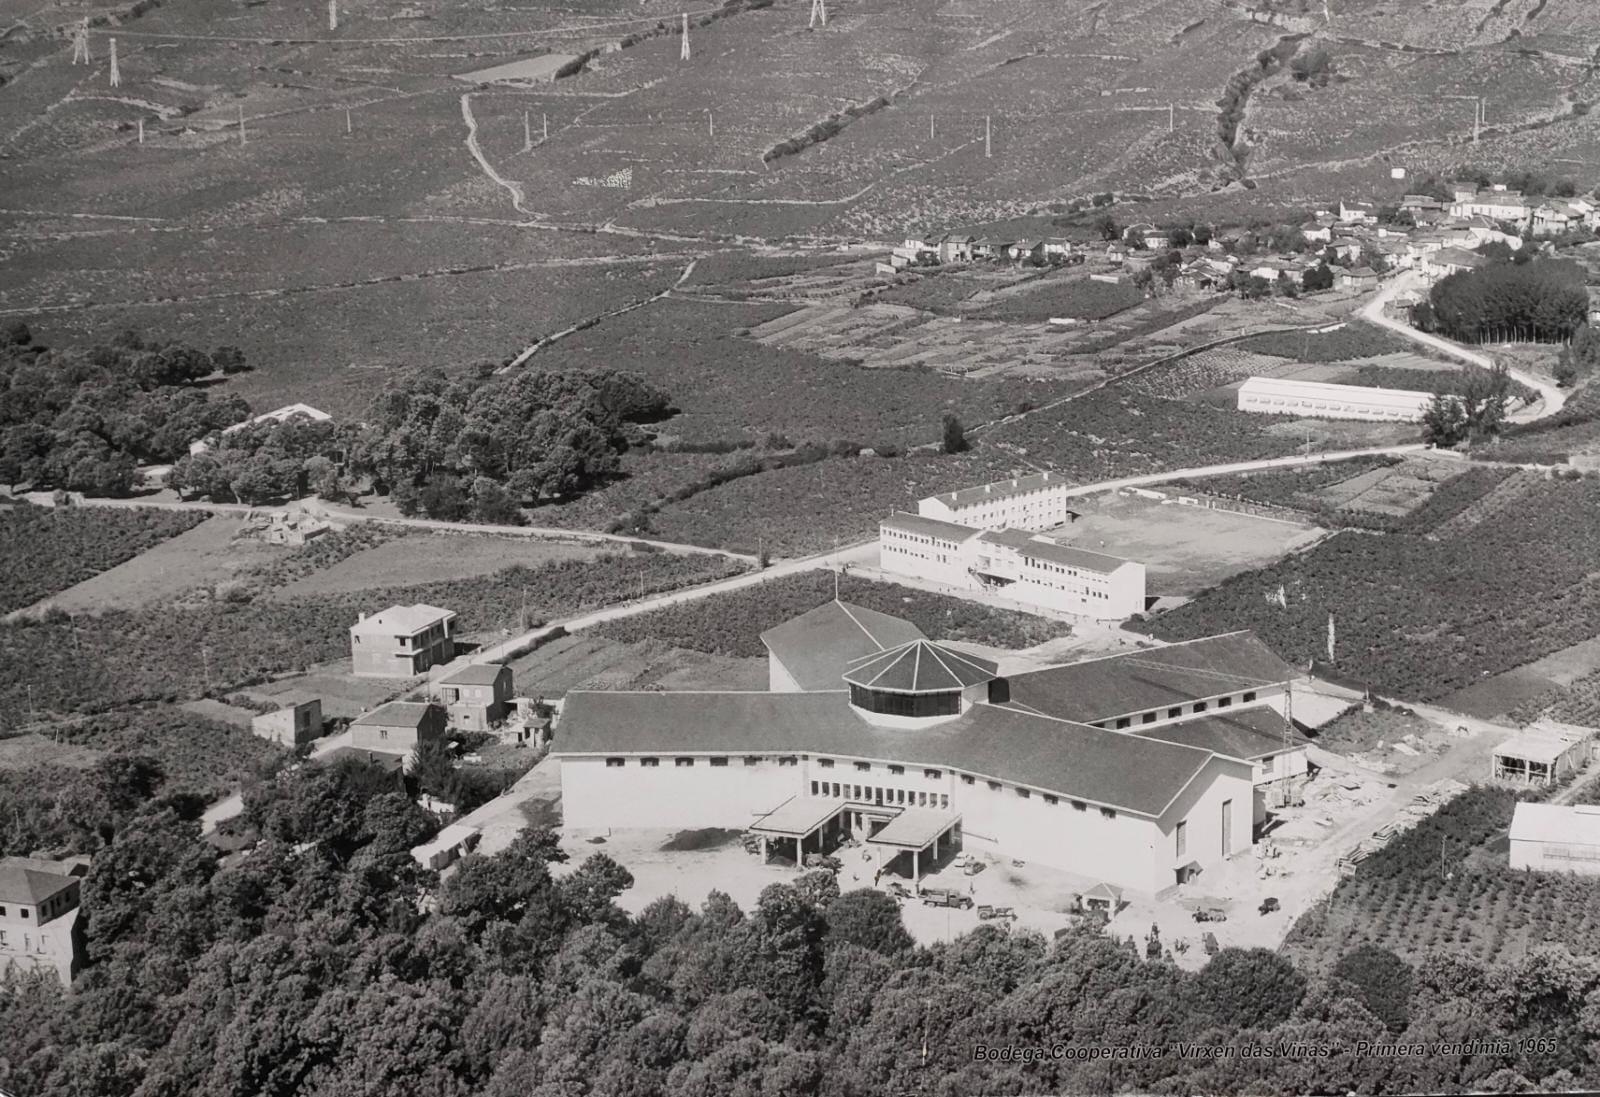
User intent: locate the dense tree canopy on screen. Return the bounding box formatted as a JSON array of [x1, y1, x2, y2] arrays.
[[0, 327, 252, 494], [1418, 260, 1587, 344]]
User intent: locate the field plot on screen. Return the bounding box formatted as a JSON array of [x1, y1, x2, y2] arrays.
[[1235, 325, 1416, 363], [270, 532, 604, 597], [33, 513, 290, 613], [1053, 491, 1324, 595], [0, 505, 208, 615], [505, 632, 766, 698], [1120, 345, 1292, 398], [1145, 478, 1600, 702], [1446, 633, 1600, 720]]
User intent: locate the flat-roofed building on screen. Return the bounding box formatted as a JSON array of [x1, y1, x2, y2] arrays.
[[1509, 803, 1600, 875], [350, 604, 456, 678], [1237, 376, 1434, 422]]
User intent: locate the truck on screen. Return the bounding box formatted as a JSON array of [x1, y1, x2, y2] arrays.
[[920, 887, 974, 909]]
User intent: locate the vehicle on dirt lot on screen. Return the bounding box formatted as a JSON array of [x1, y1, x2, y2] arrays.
[[1259, 897, 1280, 915], [1191, 907, 1228, 922], [963, 860, 986, 876], [885, 881, 912, 899], [977, 905, 1017, 921], [803, 853, 842, 871], [921, 887, 974, 909], [1202, 932, 1220, 955]]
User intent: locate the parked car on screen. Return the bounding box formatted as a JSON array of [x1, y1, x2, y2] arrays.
[[885, 881, 911, 899], [1259, 897, 1280, 915], [963, 860, 987, 876], [1192, 907, 1228, 923], [803, 853, 841, 872], [921, 888, 974, 909], [1202, 932, 1220, 955], [977, 905, 1017, 921]]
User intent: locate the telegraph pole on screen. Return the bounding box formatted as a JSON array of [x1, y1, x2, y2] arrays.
[[984, 114, 991, 158], [543, 113, 548, 141], [137, 117, 144, 143], [345, 108, 352, 135], [328, 0, 337, 30], [680, 13, 690, 61], [1168, 102, 1174, 132], [707, 110, 714, 137], [238, 105, 247, 146], [108, 37, 120, 87], [523, 110, 532, 151]]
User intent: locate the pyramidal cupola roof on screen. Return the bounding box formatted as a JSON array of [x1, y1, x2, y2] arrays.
[[842, 640, 998, 693]]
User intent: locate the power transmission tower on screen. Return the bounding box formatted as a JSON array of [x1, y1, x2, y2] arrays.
[[680, 12, 690, 61], [108, 37, 119, 87], [71, 19, 91, 64], [328, 0, 337, 31], [810, 0, 827, 28]]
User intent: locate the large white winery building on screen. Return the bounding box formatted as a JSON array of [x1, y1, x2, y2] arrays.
[[556, 600, 1308, 894], [1236, 376, 1434, 422]]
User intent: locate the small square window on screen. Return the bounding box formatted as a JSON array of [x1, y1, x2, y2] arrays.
[[710, 757, 728, 767], [1218, 696, 1233, 708], [1193, 701, 1208, 713], [1142, 712, 1157, 724], [1072, 801, 1086, 811], [641, 757, 660, 767], [961, 775, 975, 785], [1016, 787, 1031, 799], [744, 755, 762, 766], [1115, 717, 1131, 730], [1100, 808, 1116, 819], [855, 761, 871, 772], [1243, 691, 1257, 702], [1044, 794, 1058, 805], [924, 769, 942, 780], [987, 780, 1002, 791], [888, 765, 904, 776], [675, 757, 694, 767], [1167, 707, 1182, 719], [819, 758, 834, 768], [605, 757, 625, 768]]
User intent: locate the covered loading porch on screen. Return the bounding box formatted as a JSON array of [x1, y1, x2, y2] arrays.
[[749, 797, 850, 864], [866, 807, 962, 890]]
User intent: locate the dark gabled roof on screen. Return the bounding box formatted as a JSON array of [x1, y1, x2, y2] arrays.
[[934, 470, 1069, 509], [0, 859, 77, 906], [1135, 707, 1307, 760], [881, 511, 982, 542], [554, 691, 1216, 818], [353, 701, 440, 729], [842, 640, 998, 693], [441, 663, 510, 686], [976, 528, 1130, 574], [759, 601, 925, 692], [1000, 633, 1298, 724]]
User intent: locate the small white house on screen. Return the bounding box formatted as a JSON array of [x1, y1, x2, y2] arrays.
[[1509, 803, 1600, 875]]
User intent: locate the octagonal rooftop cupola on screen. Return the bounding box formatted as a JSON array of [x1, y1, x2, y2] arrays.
[[843, 639, 998, 725]]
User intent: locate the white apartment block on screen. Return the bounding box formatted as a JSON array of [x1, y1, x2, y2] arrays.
[[1237, 376, 1434, 422], [879, 513, 1146, 621], [917, 471, 1077, 531]]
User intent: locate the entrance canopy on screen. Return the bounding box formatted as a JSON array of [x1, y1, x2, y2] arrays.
[[751, 797, 848, 839], [866, 807, 961, 850]]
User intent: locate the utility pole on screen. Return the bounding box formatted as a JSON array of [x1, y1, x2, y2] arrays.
[[810, 0, 827, 28], [543, 113, 548, 141], [238, 105, 247, 146], [984, 114, 991, 158], [345, 108, 352, 135], [137, 117, 144, 143], [329, 0, 337, 31], [108, 37, 119, 87], [1168, 102, 1174, 132], [201, 645, 212, 695], [523, 110, 532, 151], [680, 12, 690, 61], [929, 113, 934, 140], [707, 110, 714, 137], [1473, 99, 1481, 143]]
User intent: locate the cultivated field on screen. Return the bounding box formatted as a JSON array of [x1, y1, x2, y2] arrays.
[[1052, 491, 1325, 596], [505, 632, 767, 699], [271, 531, 605, 596]]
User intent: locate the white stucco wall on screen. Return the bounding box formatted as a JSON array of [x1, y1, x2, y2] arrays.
[[1156, 756, 1256, 892], [768, 652, 803, 693], [561, 755, 804, 830]]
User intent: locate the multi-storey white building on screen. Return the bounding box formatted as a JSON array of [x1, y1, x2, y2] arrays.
[[556, 600, 1308, 895], [878, 513, 1146, 620], [1237, 376, 1434, 422], [1509, 803, 1600, 875], [0, 856, 87, 986], [917, 471, 1077, 531]]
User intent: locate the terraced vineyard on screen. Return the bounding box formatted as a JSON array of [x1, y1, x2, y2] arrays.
[[1120, 344, 1289, 398]]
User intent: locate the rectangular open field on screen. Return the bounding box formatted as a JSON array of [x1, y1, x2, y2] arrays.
[[1053, 490, 1325, 596], [505, 632, 766, 699], [271, 532, 605, 597], [36, 513, 291, 613]]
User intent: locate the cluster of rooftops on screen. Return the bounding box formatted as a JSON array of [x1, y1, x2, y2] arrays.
[[555, 600, 1306, 820]]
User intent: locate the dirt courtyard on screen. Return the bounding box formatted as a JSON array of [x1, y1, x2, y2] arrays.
[[1052, 491, 1325, 596]]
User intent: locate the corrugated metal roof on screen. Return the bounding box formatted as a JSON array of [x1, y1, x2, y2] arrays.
[[554, 690, 1215, 818]]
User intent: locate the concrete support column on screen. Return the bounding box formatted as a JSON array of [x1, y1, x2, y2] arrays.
[[761, 836, 769, 861], [912, 848, 920, 885]]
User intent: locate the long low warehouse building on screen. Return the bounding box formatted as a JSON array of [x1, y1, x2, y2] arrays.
[[1236, 376, 1436, 422]]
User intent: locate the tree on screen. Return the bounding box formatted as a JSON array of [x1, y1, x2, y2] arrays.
[[1302, 262, 1335, 292], [1422, 392, 1470, 447], [1332, 944, 1415, 1032], [1093, 212, 1120, 241], [825, 889, 914, 955], [470, 476, 522, 525], [1192, 948, 1307, 1029], [941, 414, 968, 454], [419, 474, 471, 521], [1289, 45, 1335, 86]]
